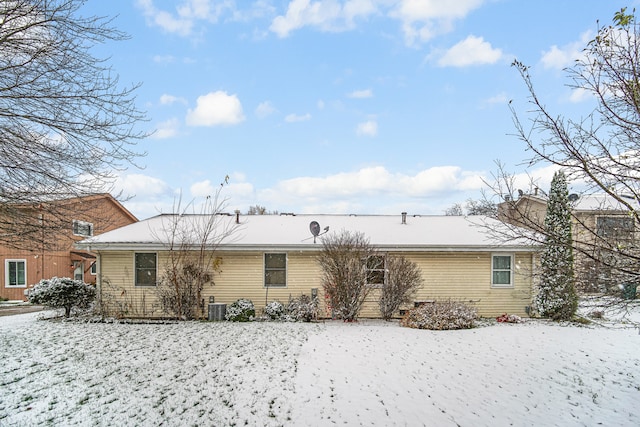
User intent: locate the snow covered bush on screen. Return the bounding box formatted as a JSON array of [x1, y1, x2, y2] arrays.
[[225, 298, 255, 322], [265, 300, 285, 320], [28, 277, 96, 318], [496, 313, 522, 323], [400, 300, 477, 330], [286, 294, 318, 322]]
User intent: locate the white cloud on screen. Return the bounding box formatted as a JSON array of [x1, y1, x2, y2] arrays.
[[136, 0, 235, 36], [190, 179, 217, 198], [270, 0, 378, 38], [136, 0, 193, 36], [511, 164, 562, 195], [390, 0, 484, 46], [152, 118, 180, 139], [541, 31, 592, 70], [347, 89, 373, 99], [272, 165, 486, 200], [153, 54, 176, 64], [317, 99, 325, 110], [186, 91, 245, 126], [356, 120, 378, 137], [255, 101, 277, 119], [285, 113, 311, 123], [115, 173, 172, 198], [484, 92, 508, 106], [569, 87, 593, 103], [437, 35, 502, 67], [159, 94, 187, 106]]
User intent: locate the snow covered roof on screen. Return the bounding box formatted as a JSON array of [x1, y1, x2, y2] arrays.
[[571, 194, 640, 212], [76, 213, 534, 252], [516, 192, 639, 211]]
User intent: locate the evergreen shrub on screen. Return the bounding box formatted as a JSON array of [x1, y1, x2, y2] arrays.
[[225, 298, 255, 322]]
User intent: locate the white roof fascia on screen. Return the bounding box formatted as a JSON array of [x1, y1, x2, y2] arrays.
[[80, 242, 536, 253]]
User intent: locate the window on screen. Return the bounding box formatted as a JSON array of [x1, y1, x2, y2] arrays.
[[73, 261, 84, 282], [72, 220, 94, 237], [5, 259, 27, 288], [366, 255, 386, 287], [135, 253, 157, 287], [90, 262, 97, 275], [596, 216, 634, 240], [264, 253, 286, 287], [492, 254, 513, 287]]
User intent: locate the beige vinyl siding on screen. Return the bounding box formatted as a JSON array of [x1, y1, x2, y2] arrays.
[[98, 251, 164, 318], [206, 251, 324, 314], [359, 252, 532, 318], [97, 249, 533, 319], [407, 252, 532, 317]]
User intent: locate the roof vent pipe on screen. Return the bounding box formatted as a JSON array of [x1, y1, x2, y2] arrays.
[[234, 209, 240, 224], [401, 212, 407, 224]]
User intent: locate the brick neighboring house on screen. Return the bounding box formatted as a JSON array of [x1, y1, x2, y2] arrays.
[[0, 194, 138, 301]]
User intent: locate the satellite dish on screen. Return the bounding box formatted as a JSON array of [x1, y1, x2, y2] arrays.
[[568, 194, 579, 202], [310, 221, 321, 237]]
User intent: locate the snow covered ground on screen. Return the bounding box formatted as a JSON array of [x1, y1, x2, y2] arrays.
[[1, 307, 639, 426]]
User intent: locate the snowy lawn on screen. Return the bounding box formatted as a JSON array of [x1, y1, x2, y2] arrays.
[[1, 310, 639, 426]]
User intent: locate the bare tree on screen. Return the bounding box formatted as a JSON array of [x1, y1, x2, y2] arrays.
[[247, 205, 278, 215], [445, 198, 498, 216], [317, 230, 376, 322], [378, 255, 422, 321], [156, 182, 239, 320], [486, 9, 640, 309], [0, 0, 146, 247]]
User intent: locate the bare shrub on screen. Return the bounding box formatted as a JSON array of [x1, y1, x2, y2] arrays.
[[157, 260, 212, 320], [379, 255, 422, 320], [400, 300, 478, 330], [318, 230, 376, 321]]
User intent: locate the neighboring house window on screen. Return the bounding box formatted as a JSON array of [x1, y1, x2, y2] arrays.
[[366, 255, 386, 287], [5, 259, 27, 288], [596, 216, 634, 240], [135, 253, 157, 287], [73, 261, 84, 282], [90, 262, 97, 275], [73, 220, 94, 237], [492, 254, 513, 287], [264, 253, 286, 287]]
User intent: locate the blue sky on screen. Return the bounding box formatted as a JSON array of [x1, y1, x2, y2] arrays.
[[80, 1, 631, 219]]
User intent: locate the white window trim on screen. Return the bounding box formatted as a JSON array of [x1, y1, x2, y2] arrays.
[[264, 253, 287, 288], [5, 259, 27, 288], [134, 252, 158, 287], [365, 254, 387, 288], [90, 261, 97, 275], [491, 253, 514, 288], [73, 261, 84, 282], [72, 220, 94, 237]]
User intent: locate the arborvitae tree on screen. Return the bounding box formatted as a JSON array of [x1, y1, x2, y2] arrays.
[[535, 171, 578, 320]]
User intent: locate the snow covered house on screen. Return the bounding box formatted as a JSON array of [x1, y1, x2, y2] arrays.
[[76, 212, 537, 319], [0, 194, 137, 301], [499, 192, 639, 293]]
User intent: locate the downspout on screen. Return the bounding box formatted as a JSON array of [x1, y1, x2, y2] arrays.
[[95, 250, 103, 317]]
